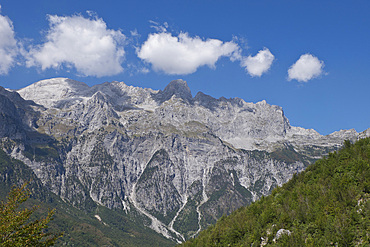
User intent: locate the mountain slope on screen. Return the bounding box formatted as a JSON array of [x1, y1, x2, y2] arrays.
[[0, 148, 174, 247], [182, 138, 370, 246], [0, 77, 368, 243]]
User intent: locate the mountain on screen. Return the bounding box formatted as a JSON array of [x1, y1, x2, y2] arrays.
[[0, 149, 174, 247], [182, 137, 370, 246], [0, 77, 368, 244]]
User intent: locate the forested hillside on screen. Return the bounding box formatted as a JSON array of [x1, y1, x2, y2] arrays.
[[182, 138, 370, 246]]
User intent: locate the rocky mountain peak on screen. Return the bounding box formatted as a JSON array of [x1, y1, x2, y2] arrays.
[[194, 91, 219, 110], [194, 91, 214, 102], [159, 79, 192, 102], [17, 78, 90, 108], [2, 77, 370, 244], [24, 78, 89, 94], [90, 90, 107, 102]]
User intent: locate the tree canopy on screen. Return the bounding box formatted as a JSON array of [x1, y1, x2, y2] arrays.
[[0, 183, 63, 246]]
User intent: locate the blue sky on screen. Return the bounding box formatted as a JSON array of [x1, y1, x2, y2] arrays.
[[0, 0, 369, 135]]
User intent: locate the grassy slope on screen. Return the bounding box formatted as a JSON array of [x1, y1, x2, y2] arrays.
[[182, 138, 370, 246]]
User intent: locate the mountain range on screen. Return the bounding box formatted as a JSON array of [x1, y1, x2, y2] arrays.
[[0, 78, 369, 244]]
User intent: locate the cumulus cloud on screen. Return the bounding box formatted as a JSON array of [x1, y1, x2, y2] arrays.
[[26, 14, 126, 77], [241, 48, 275, 77], [0, 8, 18, 75], [137, 32, 241, 75], [288, 54, 325, 82]]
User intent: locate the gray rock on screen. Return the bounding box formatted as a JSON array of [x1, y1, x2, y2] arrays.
[[0, 78, 367, 242], [273, 229, 292, 242]]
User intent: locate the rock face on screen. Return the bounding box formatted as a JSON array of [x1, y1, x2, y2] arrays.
[[0, 86, 41, 140], [0, 77, 368, 242]]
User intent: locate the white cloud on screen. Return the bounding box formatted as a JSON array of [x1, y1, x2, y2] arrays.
[[0, 11, 18, 75], [149, 20, 168, 33], [241, 48, 274, 77], [288, 54, 325, 82], [137, 32, 241, 75], [130, 29, 139, 37], [26, 14, 126, 77]]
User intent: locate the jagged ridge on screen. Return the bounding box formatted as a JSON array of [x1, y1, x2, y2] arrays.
[[0, 78, 367, 244]]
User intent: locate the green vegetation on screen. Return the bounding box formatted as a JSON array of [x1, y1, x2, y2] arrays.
[[182, 138, 370, 246], [173, 180, 203, 238], [24, 143, 60, 163], [270, 144, 314, 164], [173, 199, 200, 238], [89, 143, 114, 168], [0, 183, 63, 246]]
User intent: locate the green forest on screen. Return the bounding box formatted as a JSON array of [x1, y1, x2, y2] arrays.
[[182, 138, 370, 246]]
